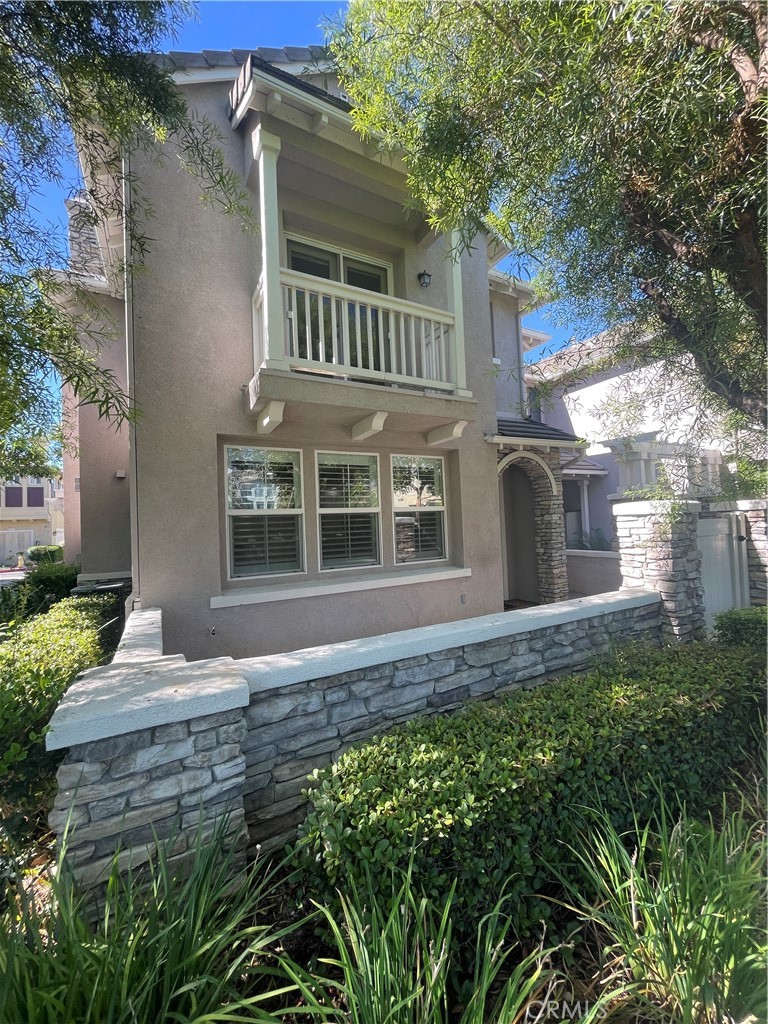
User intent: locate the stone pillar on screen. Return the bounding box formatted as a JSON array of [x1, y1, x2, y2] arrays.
[[531, 449, 569, 603], [739, 499, 767, 607], [47, 613, 250, 892], [611, 499, 705, 641]]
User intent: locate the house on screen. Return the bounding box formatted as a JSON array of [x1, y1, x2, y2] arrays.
[[0, 475, 63, 563], [64, 47, 584, 661], [526, 332, 725, 548]]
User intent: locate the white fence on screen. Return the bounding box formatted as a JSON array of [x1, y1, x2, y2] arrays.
[[698, 513, 750, 630]]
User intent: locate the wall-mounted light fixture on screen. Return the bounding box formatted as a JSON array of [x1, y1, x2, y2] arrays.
[[417, 270, 432, 289]]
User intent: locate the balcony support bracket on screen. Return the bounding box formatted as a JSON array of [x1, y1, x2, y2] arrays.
[[426, 420, 467, 446], [351, 411, 387, 441], [256, 400, 285, 435]]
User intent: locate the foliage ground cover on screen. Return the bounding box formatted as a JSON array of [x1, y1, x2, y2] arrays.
[[713, 605, 767, 649], [560, 797, 767, 1023], [295, 642, 764, 946], [0, 593, 119, 855], [0, 633, 765, 1022], [0, 561, 80, 625]]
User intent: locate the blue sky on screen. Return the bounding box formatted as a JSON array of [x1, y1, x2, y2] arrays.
[[35, 0, 570, 359]]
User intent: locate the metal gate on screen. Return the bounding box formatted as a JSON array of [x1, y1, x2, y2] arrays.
[[698, 513, 750, 630]]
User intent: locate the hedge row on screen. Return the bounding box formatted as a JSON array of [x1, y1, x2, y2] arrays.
[[0, 562, 80, 624], [0, 595, 118, 788], [714, 606, 767, 650], [296, 642, 765, 942]]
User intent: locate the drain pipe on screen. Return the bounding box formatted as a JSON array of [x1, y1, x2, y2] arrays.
[[124, 151, 142, 611]]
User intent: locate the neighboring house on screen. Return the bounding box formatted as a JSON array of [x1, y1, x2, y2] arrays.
[[0, 476, 64, 562], [527, 333, 725, 547], [65, 47, 583, 661]]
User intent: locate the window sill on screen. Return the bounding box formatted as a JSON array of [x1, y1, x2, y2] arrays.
[[210, 565, 472, 609]]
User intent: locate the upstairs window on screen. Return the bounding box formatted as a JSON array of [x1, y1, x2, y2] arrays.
[[226, 447, 303, 578], [287, 239, 388, 294], [27, 487, 45, 507], [4, 487, 22, 508], [392, 455, 446, 563], [317, 452, 380, 569]]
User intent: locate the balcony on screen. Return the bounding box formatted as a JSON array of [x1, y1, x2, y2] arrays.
[[256, 269, 459, 392]]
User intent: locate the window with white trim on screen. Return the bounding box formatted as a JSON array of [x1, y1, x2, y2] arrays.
[[317, 452, 380, 569], [226, 447, 303, 578], [392, 455, 446, 563]]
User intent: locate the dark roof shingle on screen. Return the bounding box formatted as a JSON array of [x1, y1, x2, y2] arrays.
[[494, 416, 581, 444]]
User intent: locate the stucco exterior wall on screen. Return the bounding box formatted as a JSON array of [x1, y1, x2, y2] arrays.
[[127, 82, 504, 660], [70, 296, 131, 576], [491, 293, 525, 417], [62, 385, 82, 563]]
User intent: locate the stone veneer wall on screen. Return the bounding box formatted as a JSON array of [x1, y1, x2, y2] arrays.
[[49, 591, 662, 878], [47, 609, 250, 891], [237, 590, 662, 853], [612, 500, 706, 641], [49, 709, 247, 888]]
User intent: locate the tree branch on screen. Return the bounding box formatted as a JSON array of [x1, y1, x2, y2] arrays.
[[639, 277, 767, 427]]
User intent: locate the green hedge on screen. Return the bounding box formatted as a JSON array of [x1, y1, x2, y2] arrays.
[[714, 606, 766, 650], [296, 642, 764, 942], [0, 595, 118, 790], [0, 562, 80, 624], [26, 544, 63, 564]]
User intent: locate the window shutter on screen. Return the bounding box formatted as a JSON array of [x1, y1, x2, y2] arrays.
[[231, 515, 301, 576], [320, 513, 379, 568]]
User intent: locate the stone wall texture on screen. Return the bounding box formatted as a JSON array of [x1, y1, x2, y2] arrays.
[[742, 501, 768, 606], [50, 707, 248, 889], [239, 597, 661, 853], [612, 501, 706, 641]]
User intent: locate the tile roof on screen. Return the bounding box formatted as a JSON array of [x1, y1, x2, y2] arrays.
[[495, 416, 581, 444]]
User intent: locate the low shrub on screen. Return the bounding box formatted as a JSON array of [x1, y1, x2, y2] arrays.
[[0, 824, 307, 1024], [26, 544, 63, 564], [713, 605, 766, 650], [0, 562, 80, 625], [0, 594, 118, 803], [561, 798, 767, 1023], [296, 642, 764, 944]]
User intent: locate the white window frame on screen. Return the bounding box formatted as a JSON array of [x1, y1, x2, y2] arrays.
[[225, 445, 306, 582], [285, 233, 394, 298], [391, 454, 448, 565], [316, 450, 382, 573]]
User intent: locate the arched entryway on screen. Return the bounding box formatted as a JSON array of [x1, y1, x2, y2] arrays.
[[497, 449, 569, 605]]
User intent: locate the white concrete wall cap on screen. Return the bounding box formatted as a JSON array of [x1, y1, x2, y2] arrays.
[[46, 656, 249, 751], [112, 607, 164, 662], [612, 500, 701, 516], [240, 589, 660, 693]]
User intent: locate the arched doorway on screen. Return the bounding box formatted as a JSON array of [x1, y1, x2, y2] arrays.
[[497, 450, 569, 605], [499, 464, 539, 605]]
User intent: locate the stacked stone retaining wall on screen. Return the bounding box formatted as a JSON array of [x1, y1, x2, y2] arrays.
[[50, 708, 247, 888], [48, 591, 663, 879], [238, 590, 662, 852]]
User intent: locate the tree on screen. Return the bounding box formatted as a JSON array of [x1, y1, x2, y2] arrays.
[[330, 0, 767, 429], [0, 1, 250, 475]]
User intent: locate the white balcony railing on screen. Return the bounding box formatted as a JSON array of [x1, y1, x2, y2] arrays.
[[278, 269, 457, 391]]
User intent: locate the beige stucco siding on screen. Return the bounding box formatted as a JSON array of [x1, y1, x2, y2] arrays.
[[66, 296, 131, 575], [127, 81, 504, 660]]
